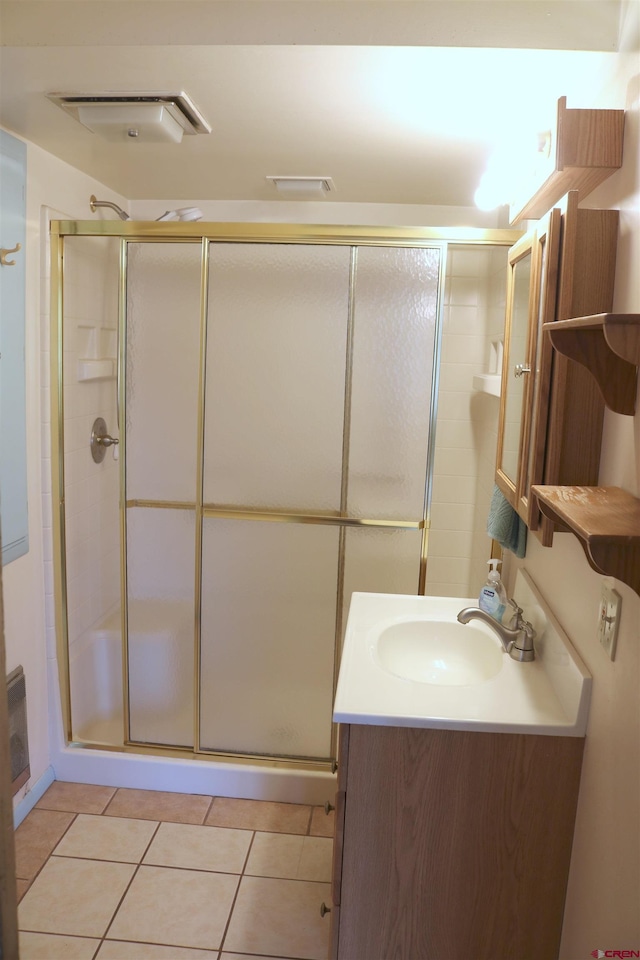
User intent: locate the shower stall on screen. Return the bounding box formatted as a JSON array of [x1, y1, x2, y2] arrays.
[[50, 221, 517, 799]]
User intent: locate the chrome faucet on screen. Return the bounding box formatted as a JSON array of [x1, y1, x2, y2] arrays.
[[457, 599, 536, 662]]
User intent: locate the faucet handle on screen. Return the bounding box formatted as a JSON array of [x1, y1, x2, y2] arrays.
[[505, 598, 523, 629]]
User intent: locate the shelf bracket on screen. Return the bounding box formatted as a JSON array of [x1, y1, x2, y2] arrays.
[[533, 485, 640, 598], [545, 314, 640, 416]]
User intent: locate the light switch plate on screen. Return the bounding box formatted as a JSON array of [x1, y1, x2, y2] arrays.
[[598, 582, 621, 660]]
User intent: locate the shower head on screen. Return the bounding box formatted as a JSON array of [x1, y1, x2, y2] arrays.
[[89, 195, 130, 220], [156, 207, 203, 222]]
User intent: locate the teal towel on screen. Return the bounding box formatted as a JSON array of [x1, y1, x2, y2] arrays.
[[487, 485, 527, 558]]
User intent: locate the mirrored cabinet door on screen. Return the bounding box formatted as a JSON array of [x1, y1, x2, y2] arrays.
[[518, 208, 561, 527], [496, 235, 538, 506]]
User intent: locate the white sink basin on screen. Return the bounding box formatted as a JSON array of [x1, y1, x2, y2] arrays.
[[333, 570, 592, 736], [375, 619, 503, 686]]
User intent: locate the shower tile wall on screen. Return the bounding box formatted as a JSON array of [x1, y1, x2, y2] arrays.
[[426, 245, 508, 599], [471, 248, 509, 586]]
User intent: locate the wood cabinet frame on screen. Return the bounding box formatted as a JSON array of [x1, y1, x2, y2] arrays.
[[496, 207, 561, 524], [495, 231, 541, 509], [496, 191, 618, 545]]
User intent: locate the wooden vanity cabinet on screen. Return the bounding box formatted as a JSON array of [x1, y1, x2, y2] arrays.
[[329, 722, 584, 960]]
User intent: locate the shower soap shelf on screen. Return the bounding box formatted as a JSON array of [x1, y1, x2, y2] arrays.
[[473, 339, 503, 396], [77, 359, 116, 381], [472, 373, 501, 397], [76, 323, 117, 380]]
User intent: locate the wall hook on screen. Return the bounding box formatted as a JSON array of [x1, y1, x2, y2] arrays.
[[0, 242, 21, 266]]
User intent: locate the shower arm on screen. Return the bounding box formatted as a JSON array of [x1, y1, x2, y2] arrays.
[[89, 195, 130, 221]]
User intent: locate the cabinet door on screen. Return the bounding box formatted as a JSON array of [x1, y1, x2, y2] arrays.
[[518, 208, 561, 527], [495, 233, 539, 508]]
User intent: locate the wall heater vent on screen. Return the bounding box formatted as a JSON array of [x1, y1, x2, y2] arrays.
[[7, 666, 30, 795]]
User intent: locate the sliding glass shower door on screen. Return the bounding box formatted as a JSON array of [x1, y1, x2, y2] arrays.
[[199, 243, 442, 760], [125, 242, 201, 747], [93, 234, 442, 763], [200, 244, 350, 759]]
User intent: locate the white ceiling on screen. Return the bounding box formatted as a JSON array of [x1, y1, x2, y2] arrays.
[[0, 1, 625, 206]]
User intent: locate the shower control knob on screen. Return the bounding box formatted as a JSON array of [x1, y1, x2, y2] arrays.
[[90, 417, 119, 463]]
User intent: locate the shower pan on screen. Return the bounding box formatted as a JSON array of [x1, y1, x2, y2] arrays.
[[50, 220, 518, 785]]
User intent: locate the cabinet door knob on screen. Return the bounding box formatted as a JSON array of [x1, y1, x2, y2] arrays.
[[320, 902, 332, 918], [324, 801, 335, 815]]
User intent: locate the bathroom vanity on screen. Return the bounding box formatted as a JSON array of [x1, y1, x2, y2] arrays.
[[329, 571, 591, 960]]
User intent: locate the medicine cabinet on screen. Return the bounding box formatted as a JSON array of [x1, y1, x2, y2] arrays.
[[496, 191, 619, 544]]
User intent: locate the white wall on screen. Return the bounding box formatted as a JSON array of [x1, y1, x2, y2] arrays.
[[505, 6, 640, 950], [129, 198, 499, 228], [1, 134, 128, 805]]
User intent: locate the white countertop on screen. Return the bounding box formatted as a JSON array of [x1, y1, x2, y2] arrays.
[[333, 569, 591, 737]]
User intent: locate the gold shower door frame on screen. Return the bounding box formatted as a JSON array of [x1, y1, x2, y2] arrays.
[[50, 221, 522, 771]]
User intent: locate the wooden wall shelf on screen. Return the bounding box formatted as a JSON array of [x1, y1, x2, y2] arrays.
[[544, 314, 640, 415], [532, 485, 640, 596], [510, 97, 625, 225]]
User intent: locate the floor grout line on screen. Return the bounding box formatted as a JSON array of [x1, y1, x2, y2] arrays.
[[98, 812, 162, 949], [202, 793, 216, 824], [98, 787, 119, 817], [99, 847, 153, 946], [16, 809, 79, 896], [217, 828, 256, 956]]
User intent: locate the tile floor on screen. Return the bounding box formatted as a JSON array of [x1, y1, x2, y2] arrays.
[[15, 781, 335, 960]]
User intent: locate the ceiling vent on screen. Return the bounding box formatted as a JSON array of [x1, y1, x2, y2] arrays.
[[46, 91, 211, 143], [266, 176, 335, 198]]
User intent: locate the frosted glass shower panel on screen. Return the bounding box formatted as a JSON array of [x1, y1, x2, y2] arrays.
[[203, 244, 350, 510], [348, 246, 441, 519], [343, 525, 422, 598], [126, 243, 202, 502], [200, 518, 338, 759], [62, 236, 121, 648], [126, 507, 196, 747], [62, 236, 123, 746], [341, 526, 422, 642]]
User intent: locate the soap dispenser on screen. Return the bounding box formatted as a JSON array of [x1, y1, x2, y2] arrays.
[[479, 559, 507, 622]]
